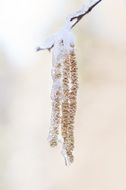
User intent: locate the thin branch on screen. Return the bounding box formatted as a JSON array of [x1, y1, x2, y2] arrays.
[[36, 45, 54, 52], [70, 0, 102, 28]]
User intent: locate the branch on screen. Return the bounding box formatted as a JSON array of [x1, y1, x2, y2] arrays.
[[36, 0, 102, 52]]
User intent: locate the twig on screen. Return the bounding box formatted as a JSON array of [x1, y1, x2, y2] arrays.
[[70, 0, 102, 28]]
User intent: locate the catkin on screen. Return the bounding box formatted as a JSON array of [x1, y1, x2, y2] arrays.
[[49, 38, 78, 165], [68, 49, 78, 161], [61, 55, 71, 164], [61, 46, 78, 164], [48, 50, 62, 147]]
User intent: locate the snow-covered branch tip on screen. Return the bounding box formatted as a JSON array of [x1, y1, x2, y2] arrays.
[[36, 0, 102, 52]]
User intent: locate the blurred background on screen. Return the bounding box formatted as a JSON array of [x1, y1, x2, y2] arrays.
[[0, 0, 126, 189]]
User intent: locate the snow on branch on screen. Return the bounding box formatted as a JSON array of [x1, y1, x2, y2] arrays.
[[36, 0, 102, 52], [69, 0, 102, 28]]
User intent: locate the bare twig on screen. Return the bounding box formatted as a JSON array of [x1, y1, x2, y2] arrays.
[[36, 45, 54, 52]]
